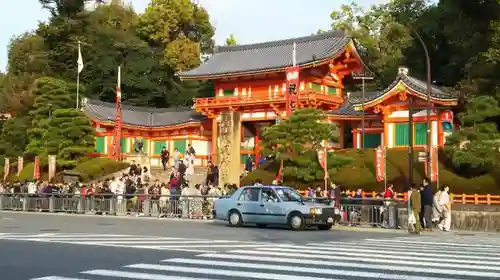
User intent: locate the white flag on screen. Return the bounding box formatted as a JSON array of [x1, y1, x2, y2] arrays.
[[77, 42, 84, 74]]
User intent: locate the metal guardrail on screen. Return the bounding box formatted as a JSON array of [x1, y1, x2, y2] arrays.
[[298, 190, 500, 205], [0, 193, 399, 228]]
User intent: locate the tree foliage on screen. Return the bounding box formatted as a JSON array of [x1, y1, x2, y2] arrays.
[[26, 77, 79, 156], [225, 34, 237, 46], [0, 117, 30, 158], [137, 0, 215, 71], [261, 108, 351, 182], [444, 96, 500, 176], [44, 109, 95, 168]]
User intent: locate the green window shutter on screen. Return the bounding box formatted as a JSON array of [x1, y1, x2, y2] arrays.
[[395, 123, 409, 146], [154, 141, 165, 155], [414, 123, 428, 145], [120, 138, 127, 153], [364, 133, 381, 148], [222, 89, 234, 96], [95, 136, 105, 153], [174, 140, 187, 153], [327, 87, 337, 95], [310, 83, 322, 91], [241, 154, 248, 165]]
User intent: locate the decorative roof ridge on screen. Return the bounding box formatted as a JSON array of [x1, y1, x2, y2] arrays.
[[83, 98, 194, 113], [214, 30, 347, 53]]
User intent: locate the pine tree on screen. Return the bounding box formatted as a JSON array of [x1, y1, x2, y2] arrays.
[[261, 108, 351, 182]]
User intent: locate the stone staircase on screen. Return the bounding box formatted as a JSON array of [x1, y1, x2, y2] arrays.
[[150, 166, 207, 186]]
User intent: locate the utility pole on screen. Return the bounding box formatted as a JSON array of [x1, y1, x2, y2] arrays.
[[353, 72, 374, 150]]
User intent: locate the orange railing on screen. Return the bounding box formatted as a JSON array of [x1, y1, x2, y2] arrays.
[[297, 190, 500, 205], [194, 90, 343, 108]]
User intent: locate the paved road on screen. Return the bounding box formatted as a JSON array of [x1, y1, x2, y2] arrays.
[[0, 211, 405, 244], [2, 212, 500, 280]]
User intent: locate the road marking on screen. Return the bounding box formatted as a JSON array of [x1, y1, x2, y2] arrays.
[[200, 252, 500, 275], [322, 240, 500, 254], [228, 247, 499, 266], [81, 270, 218, 280], [364, 238, 500, 248], [79, 240, 242, 244], [270, 244, 500, 260], [125, 263, 340, 280], [31, 277, 89, 280]]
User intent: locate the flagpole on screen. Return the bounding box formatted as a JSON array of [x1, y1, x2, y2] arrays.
[[76, 41, 83, 109]]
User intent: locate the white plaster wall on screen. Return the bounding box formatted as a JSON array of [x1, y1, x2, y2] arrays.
[[191, 140, 208, 155], [356, 132, 361, 149], [380, 132, 384, 147], [389, 110, 436, 118], [432, 120, 438, 146], [103, 136, 108, 154], [388, 123, 394, 148]]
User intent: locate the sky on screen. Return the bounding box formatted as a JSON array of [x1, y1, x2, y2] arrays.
[[0, 0, 386, 72]]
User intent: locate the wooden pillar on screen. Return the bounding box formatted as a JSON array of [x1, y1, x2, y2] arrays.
[[211, 117, 218, 164], [437, 111, 443, 147], [254, 124, 261, 166]]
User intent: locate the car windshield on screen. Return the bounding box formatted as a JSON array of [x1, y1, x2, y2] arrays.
[[275, 187, 303, 202]]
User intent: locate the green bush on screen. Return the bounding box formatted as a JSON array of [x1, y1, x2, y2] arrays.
[[242, 148, 500, 194], [3, 158, 129, 183], [72, 158, 130, 182]]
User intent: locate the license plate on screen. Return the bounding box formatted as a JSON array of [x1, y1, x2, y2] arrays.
[[327, 217, 333, 223]]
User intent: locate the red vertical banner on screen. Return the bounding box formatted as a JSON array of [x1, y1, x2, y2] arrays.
[[33, 156, 40, 181], [285, 66, 300, 116], [374, 147, 385, 182], [317, 148, 327, 171], [17, 156, 23, 177], [3, 158, 10, 181], [275, 159, 283, 182], [113, 66, 122, 161], [425, 146, 439, 182]]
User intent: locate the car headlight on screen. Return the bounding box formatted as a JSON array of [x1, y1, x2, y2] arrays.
[[310, 208, 322, 215]]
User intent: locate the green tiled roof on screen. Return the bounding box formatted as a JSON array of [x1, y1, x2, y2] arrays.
[[179, 31, 352, 79], [82, 98, 205, 128], [330, 73, 457, 116]]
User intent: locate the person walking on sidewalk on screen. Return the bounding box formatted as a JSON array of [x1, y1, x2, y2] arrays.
[[410, 183, 422, 234], [421, 178, 434, 231]]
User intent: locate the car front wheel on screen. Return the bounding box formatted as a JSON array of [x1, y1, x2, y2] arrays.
[[288, 212, 305, 231], [228, 210, 243, 227]]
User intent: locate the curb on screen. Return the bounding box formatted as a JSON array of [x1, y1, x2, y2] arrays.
[[0, 211, 216, 224], [332, 225, 405, 234]]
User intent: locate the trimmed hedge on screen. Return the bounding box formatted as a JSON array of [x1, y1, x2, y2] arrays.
[[2, 157, 129, 183], [242, 149, 500, 194]]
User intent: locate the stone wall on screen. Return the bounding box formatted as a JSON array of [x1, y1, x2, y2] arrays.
[[397, 203, 500, 232]]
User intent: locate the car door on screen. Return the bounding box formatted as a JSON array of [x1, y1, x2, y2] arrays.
[[259, 188, 286, 224], [235, 187, 261, 223]]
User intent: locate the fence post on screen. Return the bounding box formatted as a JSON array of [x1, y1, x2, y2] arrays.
[[143, 196, 150, 216], [388, 201, 398, 229], [22, 194, 28, 211], [49, 196, 54, 213], [0, 194, 3, 210]]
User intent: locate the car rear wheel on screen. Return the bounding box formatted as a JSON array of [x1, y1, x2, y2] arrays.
[[288, 212, 305, 231], [318, 224, 333, 230], [228, 210, 243, 227]]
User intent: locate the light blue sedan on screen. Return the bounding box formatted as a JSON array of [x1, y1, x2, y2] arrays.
[[213, 185, 335, 230]]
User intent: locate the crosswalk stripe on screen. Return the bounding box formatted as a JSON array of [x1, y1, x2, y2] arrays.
[[224, 248, 500, 266], [63, 240, 242, 244], [270, 244, 500, 260], [364, 238, 500, 248], [81, 270, 217, 280], [322, 241, 500, 255], [204, 251, 499, 273], [31, 277, 89, 280], [126, 263, 340, 280], [166, 257, 500, 279]]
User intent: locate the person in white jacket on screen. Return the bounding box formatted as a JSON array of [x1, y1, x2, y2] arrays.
[[438, 185, 452, 231]]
